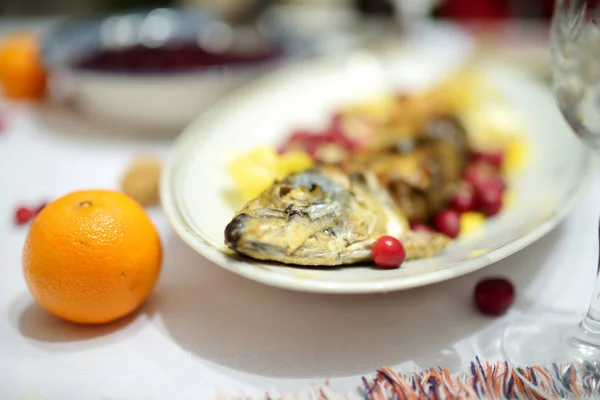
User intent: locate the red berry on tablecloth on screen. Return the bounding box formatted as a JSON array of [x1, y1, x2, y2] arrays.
[[15, 206, 35, 225], [0, 113, 7, 134], [474, 278, 515, 316]]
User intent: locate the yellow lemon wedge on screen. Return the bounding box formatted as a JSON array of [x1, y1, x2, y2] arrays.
[[460, 212, 486, 237], [277, 151, 314, 179], [228, 146, 314, 200], [504, 138, 529, 175]]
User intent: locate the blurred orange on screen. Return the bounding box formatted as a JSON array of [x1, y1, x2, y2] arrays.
[[0, 32, 47, 100]]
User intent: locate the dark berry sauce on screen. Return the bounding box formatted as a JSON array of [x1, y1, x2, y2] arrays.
[[72, 42, 283, 73]]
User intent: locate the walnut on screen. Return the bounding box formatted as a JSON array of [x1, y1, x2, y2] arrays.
[[120, 156, 161, 207]]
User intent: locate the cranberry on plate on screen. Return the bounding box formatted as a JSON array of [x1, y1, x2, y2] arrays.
[[470, 150, 504, 170], [474, 181, 503, 216], [410, 223, 434, 234], [449, 182, 476, 213], [433, 209, 461, 238], [371, 236, 406, 269], [463, 160, 506, 194]]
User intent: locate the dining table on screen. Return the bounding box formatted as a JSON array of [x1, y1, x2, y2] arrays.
[[0, 15, 596, 399]]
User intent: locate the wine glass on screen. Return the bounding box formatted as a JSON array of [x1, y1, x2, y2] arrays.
[[501, 0, 600, 397]]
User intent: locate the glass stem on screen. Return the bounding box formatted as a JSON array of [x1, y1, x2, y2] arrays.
[[577, 218, 600, 344]]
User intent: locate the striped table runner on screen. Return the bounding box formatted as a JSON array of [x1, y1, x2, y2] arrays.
[[226, 358, 600, 399]]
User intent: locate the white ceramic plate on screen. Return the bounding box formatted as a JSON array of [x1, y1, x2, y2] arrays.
[[161, 51, 595, 294]]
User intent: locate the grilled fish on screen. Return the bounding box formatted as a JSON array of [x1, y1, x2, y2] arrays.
[[339, 115, 470, 223], [224, 167, 450, 266]]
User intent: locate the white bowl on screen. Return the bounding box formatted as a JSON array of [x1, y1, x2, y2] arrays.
[[49, 67, 256, 132], [41, 9, 310, 132]]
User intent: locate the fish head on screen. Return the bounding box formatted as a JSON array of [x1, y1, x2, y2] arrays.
[[224, 168, 388, 265]]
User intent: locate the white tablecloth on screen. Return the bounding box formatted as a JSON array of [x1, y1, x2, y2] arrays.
[[0, 97, 599, 400]]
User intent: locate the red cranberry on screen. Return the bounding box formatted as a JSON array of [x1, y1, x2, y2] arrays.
[[471, 150, 504, 169], [474, 182, 503, 216], [321, 129, 341, 143], [410, 223, 434, 234], [283, 117, 359, 157], [289, 130, 314, 142], [449, 183, 476, 213], [462, 166, 482, 188], [15, 207, 35, 225], [322, 128, 358, 152], [0, 111, 7, 134], [487, 177, 506, 193], [281, 130, 323, 158], [330, 112, 343, 131], [463, 162, 506, 197], [473, 177, 506, 196], [463, 160, 502, 185], [433, 209, 461, 238], [474, 278, 515, 315], [371, 236, 406, 269]]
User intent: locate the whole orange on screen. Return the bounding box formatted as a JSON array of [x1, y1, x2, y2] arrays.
[[22, 190, 162, 324], [0, 32, 47, 100]]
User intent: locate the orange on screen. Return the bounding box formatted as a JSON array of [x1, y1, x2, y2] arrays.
[[22, 190, 162, 324], [0, 32, 47, 100]]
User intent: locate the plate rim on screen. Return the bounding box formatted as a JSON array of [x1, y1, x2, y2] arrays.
[[160, 55, 597, 294]]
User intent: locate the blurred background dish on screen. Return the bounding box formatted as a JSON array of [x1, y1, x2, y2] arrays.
[[1, 0, 555, 134], [40, 7, 311, 132]]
